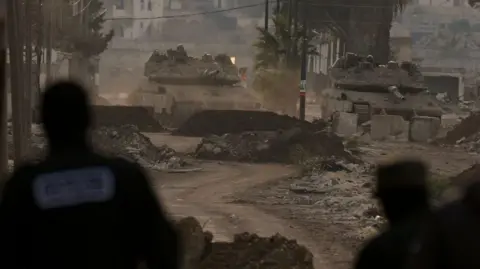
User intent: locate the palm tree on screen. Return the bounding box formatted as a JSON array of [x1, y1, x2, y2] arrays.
[[253, 12, 315, 70], [302, 0, 411, 63], [373, 0, 410, 63], [53, 0, 113, 57]]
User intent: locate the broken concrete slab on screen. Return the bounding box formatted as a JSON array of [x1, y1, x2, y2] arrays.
[[410, 116, 441, 142], [321, 99, 353, 119], [441, 114, 461, 128], [370, 115, 409, 140], [332, 112, 358, 137]]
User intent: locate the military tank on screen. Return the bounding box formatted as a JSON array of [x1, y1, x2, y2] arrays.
[[128, 46, 263, 128], [320, 53, 443, 124]]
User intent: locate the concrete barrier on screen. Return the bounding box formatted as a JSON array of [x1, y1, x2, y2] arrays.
[[441, 114, 460, 128], [410, 116, 441, 142], [332, 112, 358, 137], [371, 115, 409, 140]]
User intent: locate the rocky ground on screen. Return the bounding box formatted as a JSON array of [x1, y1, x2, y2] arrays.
[[166, 109, 480, 266], [7, 124, 186, 171], [175, 216, 314, 269], [9, 107, 480, 269], [195, 128, 356, 164], [230, 139, 479, 258]]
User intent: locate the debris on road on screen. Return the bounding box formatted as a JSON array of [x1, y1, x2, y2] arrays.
[[92, 125, 184, 169], [8, 125, 185, 170], [176, 216, 314, 269], [195, 127, 357, 164], [232, 160, 382, 250], [440, 113, 480, 154], [173, 110, 327, 137], [443, 112, 480, 144], [449, 164, 480, 186]]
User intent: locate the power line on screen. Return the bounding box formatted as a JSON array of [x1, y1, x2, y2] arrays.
[[78, 0, 93, 14], [68, 0, 82, 6], [104, 2, 270, 21], [104, 1, 400, 21]]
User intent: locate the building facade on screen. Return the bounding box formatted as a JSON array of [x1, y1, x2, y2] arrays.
[[103, 0, 164, 40], [415, 0, 468, 6]]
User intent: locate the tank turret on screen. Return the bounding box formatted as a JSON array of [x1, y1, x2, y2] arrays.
[[321, 52, 442, 122], [144, 47, 241, 86], [329, 53, 427, 93]]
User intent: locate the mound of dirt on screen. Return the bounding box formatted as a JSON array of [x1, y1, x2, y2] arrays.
[[195, 127, 357, 164], [93, 105, 165, 132], [9, 125, 184, 170], [444, 112, 480, 144], [449, 164, 480, 186], [93, 95, 111, 105], [173, 110, 326, 137], [175, 216, 314, 269], [92, 125, 184, 169]]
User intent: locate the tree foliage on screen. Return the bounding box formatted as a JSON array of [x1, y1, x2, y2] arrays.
[[293, 0, 411, 63], [54, 0, 113, 57], [253, 12, 315, 70]]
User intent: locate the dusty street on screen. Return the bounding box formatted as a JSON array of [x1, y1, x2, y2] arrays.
[[151, 162, 351, 269], [143, 132, 480, 269]]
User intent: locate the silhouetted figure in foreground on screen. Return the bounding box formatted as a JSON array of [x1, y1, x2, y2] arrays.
[[0, 81, 180, 269], [410, 179, 480, 269], [354, 160, 431, 269]]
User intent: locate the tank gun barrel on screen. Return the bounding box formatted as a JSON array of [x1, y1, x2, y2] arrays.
[[388, 86, 405, 100]]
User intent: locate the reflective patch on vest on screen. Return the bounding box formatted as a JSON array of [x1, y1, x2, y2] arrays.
[[32, 167, 115, 209]]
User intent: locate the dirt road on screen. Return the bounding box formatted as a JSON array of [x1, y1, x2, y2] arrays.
[[152, 161, 351, 269]]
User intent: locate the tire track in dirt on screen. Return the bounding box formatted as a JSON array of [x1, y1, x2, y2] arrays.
[[153, 161, 350, 269]]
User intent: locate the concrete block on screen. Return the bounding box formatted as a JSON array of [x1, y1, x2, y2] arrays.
[[371, 115, 409, 140], [325, 100, 353, 114], [410, 116, 441, 142], [441, 114, 460, 128], [332, 112, 358, 137]]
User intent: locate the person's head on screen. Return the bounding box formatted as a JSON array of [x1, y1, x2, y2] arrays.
[[41, 80, 92, 151], [375, 159, 430, 223]]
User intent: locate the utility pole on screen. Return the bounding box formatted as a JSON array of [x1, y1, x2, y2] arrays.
[[35, 0, 44, 114], [7, 0, 28, 165], [299, 0, 307, 121], [292, 0, 298, 59], [276, 0, 280, 14], [45, 0, 53, 84], [25, 0, 33, 132], [264, 0, 269, 30], [286, 0, 293, 67], [0, 0, 7, 178], [83, 0, 91, 91]]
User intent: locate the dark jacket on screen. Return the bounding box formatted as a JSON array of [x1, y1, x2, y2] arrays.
[[0, 151, 180, 269], [410, 181, 480, 269], [354, 212, 429, 269]]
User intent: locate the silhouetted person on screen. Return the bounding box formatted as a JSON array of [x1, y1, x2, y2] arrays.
[[0, 81, 180, 269], [354, 160, 431, 269], [410, 179, 480, 269]]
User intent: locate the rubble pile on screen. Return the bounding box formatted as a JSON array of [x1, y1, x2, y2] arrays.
[[176, 216, 314, 269], [8, 125, 184, 170], [443, 112, 480, 144], [439, 113, 480, 153], [449, 164, 480, 186], [195, 127, 357, 164], [174, 110, 327, 137], [287, 164, 383, 246], [92, 125, 184, 169]]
